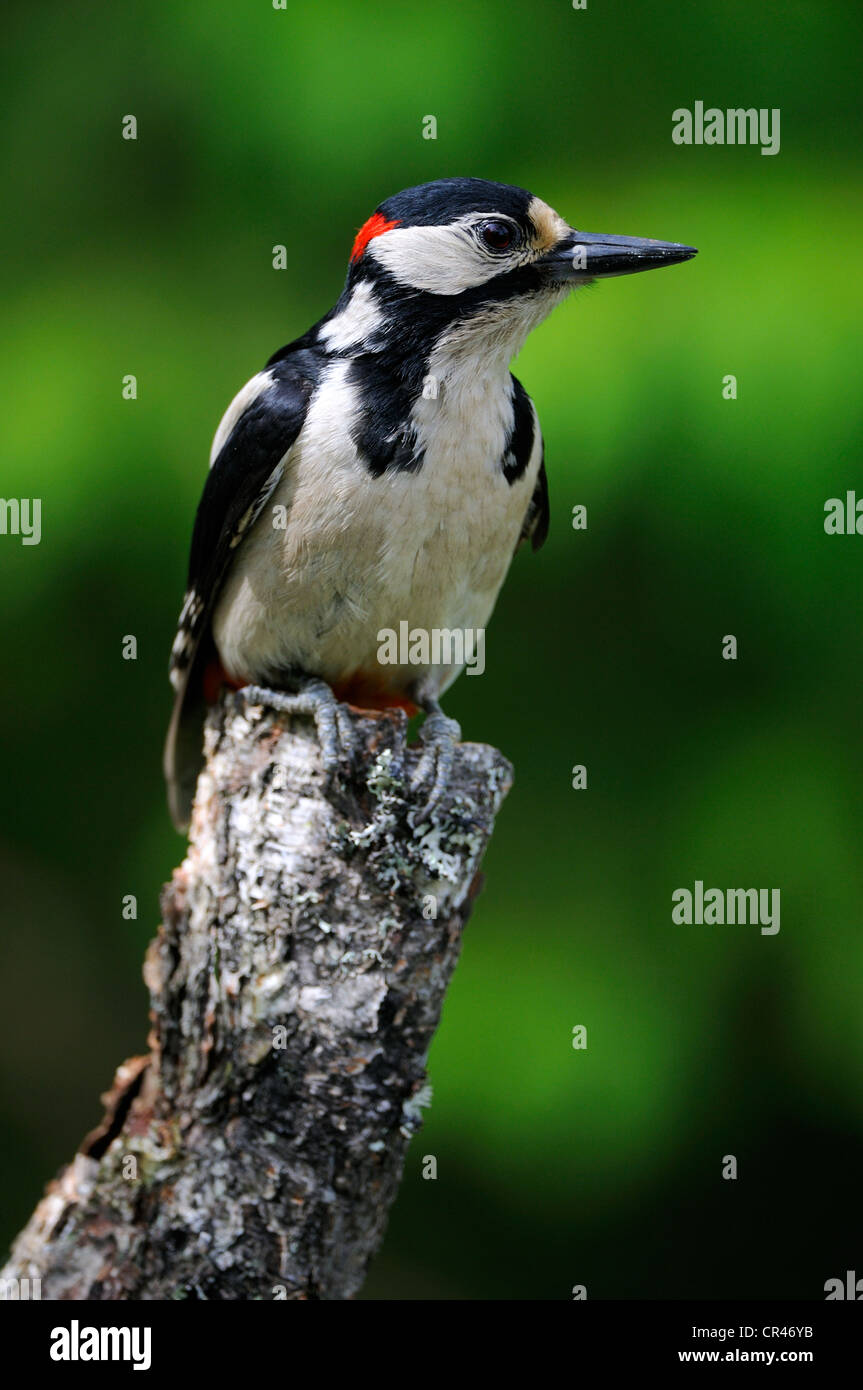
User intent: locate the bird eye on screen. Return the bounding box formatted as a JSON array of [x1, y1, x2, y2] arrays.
[[479, 220, 515, 252]]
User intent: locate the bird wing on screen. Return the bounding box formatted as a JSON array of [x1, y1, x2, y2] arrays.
[[507, 374, 549, 553], [517, 446, 550, 552], [164, 347, 319, 830]]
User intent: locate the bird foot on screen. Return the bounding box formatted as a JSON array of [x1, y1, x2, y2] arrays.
[[242, 679, 358, 779], [409, 702, 461, 829]]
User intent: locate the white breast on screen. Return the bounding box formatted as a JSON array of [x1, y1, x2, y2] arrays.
[[212, 354, 542, 698]]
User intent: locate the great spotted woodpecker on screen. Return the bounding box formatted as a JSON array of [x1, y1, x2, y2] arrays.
[[165, 177, 696, 830]]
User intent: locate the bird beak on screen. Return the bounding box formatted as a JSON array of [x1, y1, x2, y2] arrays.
[[542, 229, 698, 281]]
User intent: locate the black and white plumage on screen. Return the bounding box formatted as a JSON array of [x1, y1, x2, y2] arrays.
[[165, 177, 696, 829]]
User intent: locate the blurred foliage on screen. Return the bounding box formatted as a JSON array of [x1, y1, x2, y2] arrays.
[[1, 0, 862, 1299]]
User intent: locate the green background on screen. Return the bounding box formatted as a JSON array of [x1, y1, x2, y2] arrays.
[[2, 0, 861, 1299]]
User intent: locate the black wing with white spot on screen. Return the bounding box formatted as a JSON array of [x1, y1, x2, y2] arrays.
[[164, 348, 320, 829]]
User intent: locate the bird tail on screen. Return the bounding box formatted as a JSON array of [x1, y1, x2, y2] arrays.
[[163, 660, 208, 833]]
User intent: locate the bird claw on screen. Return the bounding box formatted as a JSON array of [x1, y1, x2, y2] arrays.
[[243, 682, 459, 823], [409, 706, 461, 829], [242, 680, 358, 780]]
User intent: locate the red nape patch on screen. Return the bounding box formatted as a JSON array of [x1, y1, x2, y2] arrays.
[[350, 212, 401, 263]]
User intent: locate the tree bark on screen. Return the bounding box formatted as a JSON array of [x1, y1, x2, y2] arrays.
[[1, 689, 511, 1300]]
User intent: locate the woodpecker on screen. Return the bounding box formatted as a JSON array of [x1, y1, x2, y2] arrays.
[[165, 177, 696, 830]]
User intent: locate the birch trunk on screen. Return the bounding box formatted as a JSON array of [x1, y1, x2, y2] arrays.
[[1, 690, 511, 1300]]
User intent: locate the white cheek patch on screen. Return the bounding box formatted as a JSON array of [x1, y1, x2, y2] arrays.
[[369, 223, 501, 295], [209, 370, 276, 467], [318, 281, 384, 350]]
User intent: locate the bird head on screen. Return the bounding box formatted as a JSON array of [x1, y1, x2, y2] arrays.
[[337, 177, 696, 364]]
